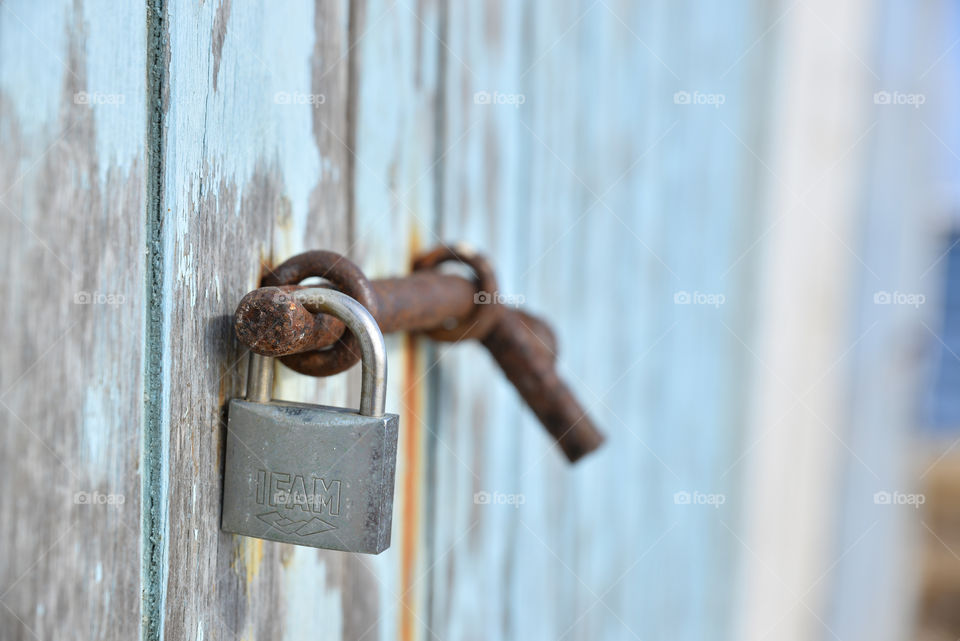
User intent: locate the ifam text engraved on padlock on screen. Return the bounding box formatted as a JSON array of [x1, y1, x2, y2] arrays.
[[222, 288, 399, 554]]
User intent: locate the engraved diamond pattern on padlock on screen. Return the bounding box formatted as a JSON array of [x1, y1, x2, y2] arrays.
[[221, 289, 399, 554]]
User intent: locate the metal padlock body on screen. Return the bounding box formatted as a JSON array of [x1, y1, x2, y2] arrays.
[[223, 399, 398, 554], [222, 288, 399, 554]]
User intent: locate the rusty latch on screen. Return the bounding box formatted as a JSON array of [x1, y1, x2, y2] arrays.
[[233, 245, 604, 463]]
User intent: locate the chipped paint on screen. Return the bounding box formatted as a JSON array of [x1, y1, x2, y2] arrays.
[[81, 385, 114, 482], [282, 548, 343, 640], [0, 3, 67, 136], [210, 0, 231, 92]]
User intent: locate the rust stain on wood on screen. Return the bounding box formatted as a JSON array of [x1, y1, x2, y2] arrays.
[[231, 535, 264, 590], [399, 328, 425, 640]]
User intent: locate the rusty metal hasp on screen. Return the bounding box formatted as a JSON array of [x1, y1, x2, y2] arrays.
[[233, 245, 605, 463]]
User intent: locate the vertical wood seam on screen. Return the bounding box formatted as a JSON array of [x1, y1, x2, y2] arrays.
[[142, 1, 168, 639]]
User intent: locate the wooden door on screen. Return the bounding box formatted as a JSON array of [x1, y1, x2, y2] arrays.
[[0, 1, 782, 640]]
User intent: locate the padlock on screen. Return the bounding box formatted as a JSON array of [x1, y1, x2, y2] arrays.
[[221, 288, 399, 554]]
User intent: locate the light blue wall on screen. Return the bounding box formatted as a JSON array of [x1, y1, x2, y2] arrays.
[[426, 1, 776, 639]]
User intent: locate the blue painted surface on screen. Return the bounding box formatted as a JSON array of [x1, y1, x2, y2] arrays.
[[427, 1, 771, 639], [2, 1, 948, 640], [0, 1, 147, 639]]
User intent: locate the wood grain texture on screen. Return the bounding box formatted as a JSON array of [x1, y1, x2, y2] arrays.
[[1, 2, 895, 641], [345, 1, 443, 640], [0, 2, 146, 640], [430, 1, 776, 639], [152, 1, 367, 639], [427, 2, 532, 639], [152, 0, 451, 637], [145, 1, 788, 639]]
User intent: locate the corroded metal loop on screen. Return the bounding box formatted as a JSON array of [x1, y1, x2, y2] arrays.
[[234, 246, 607, 462], [261, 250, 380, 376], [412, 244, 503, 342]]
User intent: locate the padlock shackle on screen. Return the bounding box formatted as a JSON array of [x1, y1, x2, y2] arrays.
[[293, 288, 387, 417], [246, 353, 275, 403]]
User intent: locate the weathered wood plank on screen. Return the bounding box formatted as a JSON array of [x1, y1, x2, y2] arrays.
[[0, 2, 147, 640], [149, 1, 450, 638], [427, 1, 533, 639], [431, 1, 776, 639], [152, 1, 360, 638], [344, 1, 443, 640]]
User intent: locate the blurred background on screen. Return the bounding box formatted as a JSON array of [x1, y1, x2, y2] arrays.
[[2, 1, 960, 640]]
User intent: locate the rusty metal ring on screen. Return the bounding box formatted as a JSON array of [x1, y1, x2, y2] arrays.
[[261, 250, 380, 376], [412, 244, 503, 342]]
